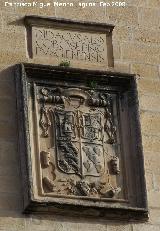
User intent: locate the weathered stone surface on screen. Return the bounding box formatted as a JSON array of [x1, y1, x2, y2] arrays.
[[131, 64, 159, 80], [27, 217, 107, 231], [122, 43, 160, 64], [107, 224, 132, 231], [0, 216, 25, 231], [0, 1, 15, 12], [0, 80, 16, 98], [1, 12, 24, 34], [0, 66, 16, 83], [133, 28, 160, 45], [13, 0, 56, 16], [145, 170, 154, 192], [0, 176, 21, 193], [0, 11, 2, 32], [0, 98, 16, 121], [144, 151, 160, 175], [142, 135, 160, 153], [0, 164, 19, 177], [0, 121, 17, 141], [132, 224, 160, 231], [113, 42, 121, 60], [140, 112, 160, 135], [114, 61, 130, 73], [127, 0, 146, 6], [139, 95, 160, 112], [0, 49, 27, 65], [56, 0, 105, 23], [138, 8, 160, 30], [106, 6, 138, 26], [0, 140, 18, 165], [153, 174, 160, 192], [0, 139, 20, 177], [137, 79, 160, 95], [0, 193, 22, 211], [146, 0, 160, 8], [113, 26, 132, 41], [148, 191, 160, 208], [150, 209, 160, 225], [0, 32, 26, 52]]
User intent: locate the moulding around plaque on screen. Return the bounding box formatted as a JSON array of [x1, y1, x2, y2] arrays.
[[16, 63, 148, 221], [24, 16, 115, 69]]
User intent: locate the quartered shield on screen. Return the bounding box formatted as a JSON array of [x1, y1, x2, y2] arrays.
[[55, 108, 105, 177]]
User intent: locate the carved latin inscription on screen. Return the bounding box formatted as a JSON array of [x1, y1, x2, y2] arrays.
[[33, 27, 107, 64]]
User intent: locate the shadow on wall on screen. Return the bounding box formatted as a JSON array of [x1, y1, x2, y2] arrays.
[[0, 66, 24, 216]]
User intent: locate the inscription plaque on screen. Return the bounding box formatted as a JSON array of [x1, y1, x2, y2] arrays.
[[16, 63, 148, 220], [33, 28, 107, 64], [24, 16, 114, 68]]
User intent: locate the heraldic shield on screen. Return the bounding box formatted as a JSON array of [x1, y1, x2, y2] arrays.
[[55, 109, 105, 177], [39, 86, 119, 198]]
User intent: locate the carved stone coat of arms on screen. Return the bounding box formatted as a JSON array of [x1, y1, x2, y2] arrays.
[[38, 86, 121, 198], [17, 64, 148, 219]]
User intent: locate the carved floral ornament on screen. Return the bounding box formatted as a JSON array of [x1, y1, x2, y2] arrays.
[[16, 63, 148, 220]]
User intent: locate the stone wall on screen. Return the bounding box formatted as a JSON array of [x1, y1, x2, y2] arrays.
[[0, 0, 160, 230]]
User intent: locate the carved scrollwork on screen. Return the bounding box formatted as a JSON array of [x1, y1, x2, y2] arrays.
[[39, 107, 51, 137], [40, 87, 65, 104], [88, 96, 107, 107], [39, 87, 65, 137], [100, 94, 116, 144], [88, 92, 117, 144]]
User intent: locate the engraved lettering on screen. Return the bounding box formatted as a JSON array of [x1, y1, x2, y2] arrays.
[[33, 28, 106, 64]]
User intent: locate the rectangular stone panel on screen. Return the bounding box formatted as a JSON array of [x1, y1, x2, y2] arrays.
[[15, 63, 148, 220], [24, 16, 114, 69], [33, 27, 107, 64]]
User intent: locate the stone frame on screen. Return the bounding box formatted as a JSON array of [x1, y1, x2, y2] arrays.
[[15, 63, 148, 220], [24, 15, 114, 68]]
